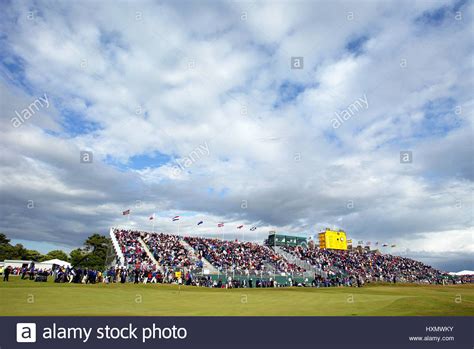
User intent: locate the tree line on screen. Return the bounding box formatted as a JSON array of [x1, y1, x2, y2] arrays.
[[0, 233, 110, 270]]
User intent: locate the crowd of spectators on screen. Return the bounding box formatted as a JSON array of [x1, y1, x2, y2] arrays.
[[114, 229, 156, 271], [143, 233, 192, 269], [281, 245, 449, 284], [184, 236, 304, 276]]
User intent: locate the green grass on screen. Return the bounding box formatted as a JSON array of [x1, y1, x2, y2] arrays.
[[1, 276, 473, 316]]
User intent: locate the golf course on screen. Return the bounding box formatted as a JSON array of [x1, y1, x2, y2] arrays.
[[1, 277, 473, 316]]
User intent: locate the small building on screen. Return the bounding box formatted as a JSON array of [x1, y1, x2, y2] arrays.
[[267, 231, 307, 247], [318, 228, 348, 250]]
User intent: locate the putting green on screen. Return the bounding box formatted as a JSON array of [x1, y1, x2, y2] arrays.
[[1, 277, 472, 316]]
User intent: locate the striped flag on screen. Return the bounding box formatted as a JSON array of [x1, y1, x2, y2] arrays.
[[172, 216, 180, 221], [122, 209, 130, 215], [197, 221, 203, 226], [217, 223, 224, 227], [237, 225, 243, 229]]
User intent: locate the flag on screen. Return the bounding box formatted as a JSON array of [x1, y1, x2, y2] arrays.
[[237, 225, 243, 229], [172, 216, 180, 221], [122, 209, 130, 215], [250, 226, 257, 231], [217, 223, 224, 227], [197, 221, 203, 226], [149, 214, 154, 220]]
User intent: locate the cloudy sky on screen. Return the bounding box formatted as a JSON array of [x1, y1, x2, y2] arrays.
[[0, 0, 472, 271]]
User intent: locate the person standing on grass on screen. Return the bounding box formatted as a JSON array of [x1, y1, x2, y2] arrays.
[[134, 268, 140, 284], [3, 265, 12, 281], [120, 269, 127, 283], [28, 262, 35, 280]]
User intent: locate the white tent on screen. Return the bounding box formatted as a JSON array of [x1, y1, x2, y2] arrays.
[[41, 259, 71, 268]]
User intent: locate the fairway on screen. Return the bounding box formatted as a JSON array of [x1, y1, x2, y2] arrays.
[[1, 277, 473, 316]]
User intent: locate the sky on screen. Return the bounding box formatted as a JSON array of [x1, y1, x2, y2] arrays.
[[0, 0, 472, 271]]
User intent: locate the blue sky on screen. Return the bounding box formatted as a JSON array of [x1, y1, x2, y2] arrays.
[[0, 0, 472, 271]]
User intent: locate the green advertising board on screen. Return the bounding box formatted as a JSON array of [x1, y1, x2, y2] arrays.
[[267, 233, 306, 247]]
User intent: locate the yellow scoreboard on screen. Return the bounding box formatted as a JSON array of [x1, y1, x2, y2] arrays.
[[318, 229, 347, 250]]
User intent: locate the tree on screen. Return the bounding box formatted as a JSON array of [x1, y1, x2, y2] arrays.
[[0, 244, 14, 261], [81, 234, 111, 270], [69, 248, 85, 267], [8, 244, 43, 261], [0, 233, 15, 260], [68, 234, 110, 270], [0, 237, 12, 260], [40, 250, 69, 262], [23, 249, 43, 261], [0, 233, 10, 245], [0, 235, 45, 261], [84, 234, 110, 252], [11, 244, 28, 259]]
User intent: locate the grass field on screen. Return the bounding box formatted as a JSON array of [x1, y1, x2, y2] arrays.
[[1, 276, 473, 316]]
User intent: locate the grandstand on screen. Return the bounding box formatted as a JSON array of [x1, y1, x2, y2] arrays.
[[107, 228, 454, 287]]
